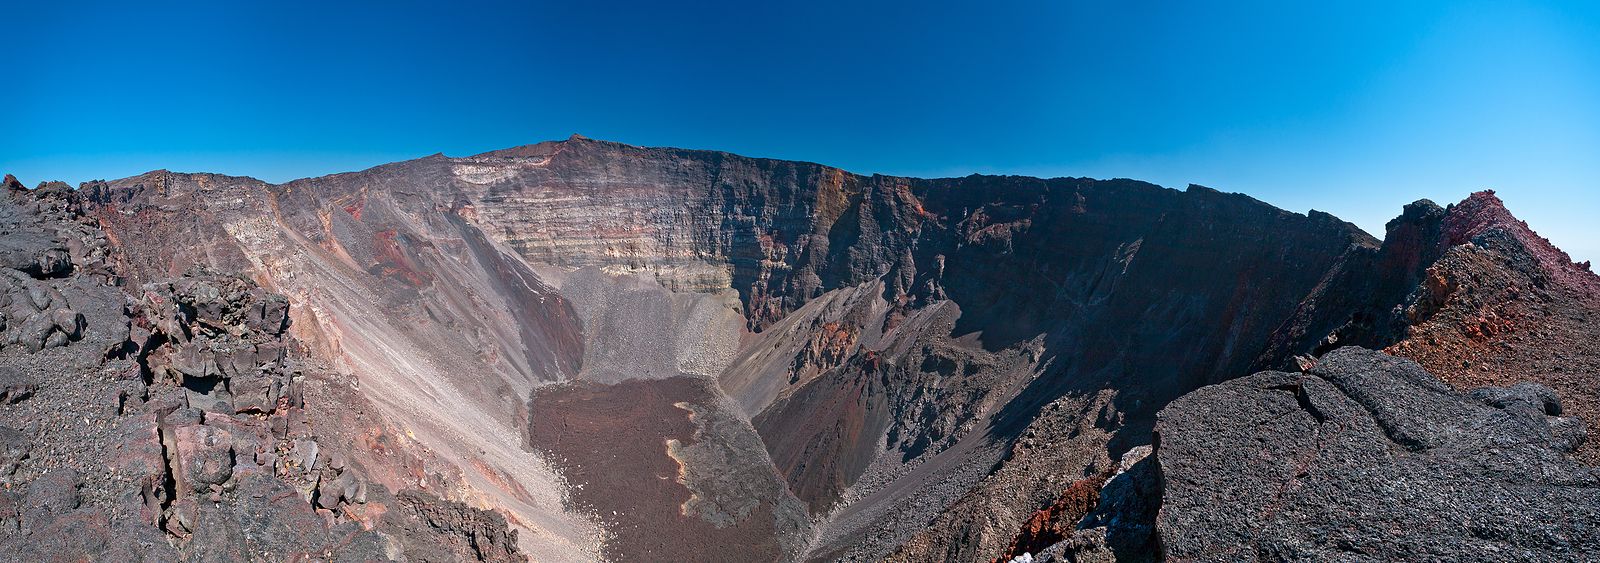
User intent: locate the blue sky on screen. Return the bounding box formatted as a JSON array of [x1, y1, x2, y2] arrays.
[[3, 1, 1597, 262]]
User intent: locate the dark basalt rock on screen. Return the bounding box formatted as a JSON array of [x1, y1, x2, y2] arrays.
[[0, 269, 87, 352], [1155, 347, 1600, 562], [0, 367, 34, 405], [391, 490, 524, 563], [0, 425, 28, 485]]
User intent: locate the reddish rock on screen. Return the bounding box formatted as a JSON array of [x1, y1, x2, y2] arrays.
[[991, 472, 1111, 563], [172, 424, 234, 494], [108, 415, 168, 521]]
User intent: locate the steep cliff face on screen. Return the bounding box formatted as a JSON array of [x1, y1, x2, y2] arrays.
[[12, 137, 1595, 561], [456, 136, 926, 330], [805, 179, 1372, 560]]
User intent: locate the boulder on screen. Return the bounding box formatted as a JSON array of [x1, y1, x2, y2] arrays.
[[0, 367, 35, 404], [246, 294, 290, 335], [0, 426, 28, 484], [50, 307, 84, 339], [172, 424, 235, 494], [107, 415, 168, 522], [0, 233, 70, 279], [22, 468, 84, 528]]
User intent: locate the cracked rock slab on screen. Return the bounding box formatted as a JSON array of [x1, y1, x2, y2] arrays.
[[1155, 347, 1600, 562]]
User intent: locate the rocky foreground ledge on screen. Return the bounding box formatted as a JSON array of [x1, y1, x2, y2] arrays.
[[1153, 347, 1599, 561], [1015, 348, 1599, 562]]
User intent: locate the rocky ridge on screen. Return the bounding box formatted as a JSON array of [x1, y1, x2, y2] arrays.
[[980, 186, 1600, 562]]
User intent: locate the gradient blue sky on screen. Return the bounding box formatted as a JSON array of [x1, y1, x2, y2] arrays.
[[4, 1, 1597, 261]]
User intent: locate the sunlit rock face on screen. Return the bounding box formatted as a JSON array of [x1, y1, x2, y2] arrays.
[[85, 163, 604, 561], [455, 136, 927, 331], [37, 136, 1596, 562]]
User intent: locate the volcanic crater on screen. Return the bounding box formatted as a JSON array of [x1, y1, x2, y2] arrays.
[[0, 137, 1595, 561]]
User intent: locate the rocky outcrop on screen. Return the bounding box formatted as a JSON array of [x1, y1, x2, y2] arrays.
[[990, 472, 1110, 562], [1262, 190, 1600, 462], [982, 445, 1159, 563], [0, 183, 528, 561], [0, 267, 87, 352], [0, 181, 104, 352], [390, 490, 523, 563], [1155, 348, 1599, 561], [1385, 192, 1600, 463], [133, 272, 292, 413]]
